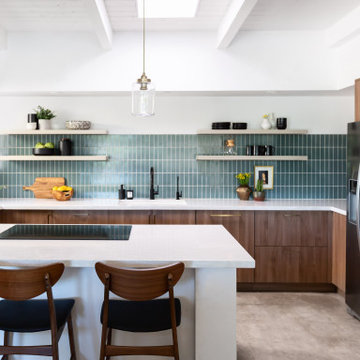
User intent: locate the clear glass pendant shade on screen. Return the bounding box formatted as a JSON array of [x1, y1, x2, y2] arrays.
[[131, 81, 155, 117]]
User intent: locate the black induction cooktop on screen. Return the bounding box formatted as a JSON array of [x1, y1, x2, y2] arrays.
[[0, 224, 132, 241]]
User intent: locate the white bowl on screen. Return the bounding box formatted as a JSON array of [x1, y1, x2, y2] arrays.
[[66, 121, 91, 130]]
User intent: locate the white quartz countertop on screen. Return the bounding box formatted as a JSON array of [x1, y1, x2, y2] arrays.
[[0, 198, 347, 215], [0, 224, 255, 269]]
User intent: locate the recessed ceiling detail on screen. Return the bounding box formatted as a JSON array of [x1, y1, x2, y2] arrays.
[[136, 0, 200, 19]]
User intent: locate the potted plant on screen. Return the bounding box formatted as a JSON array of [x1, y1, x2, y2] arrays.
[[235, 173, 252, 201], [253, 179, 265, 201], [34, 106, 56, 130]]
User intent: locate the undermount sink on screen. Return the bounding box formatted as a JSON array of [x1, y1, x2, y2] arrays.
[[122, 199, 187, 207]]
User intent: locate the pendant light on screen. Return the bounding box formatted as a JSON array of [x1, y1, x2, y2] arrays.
[[132, 0, 155, 117]]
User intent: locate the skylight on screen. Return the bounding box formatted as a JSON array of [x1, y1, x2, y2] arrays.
[[136, 0, 200, 19]]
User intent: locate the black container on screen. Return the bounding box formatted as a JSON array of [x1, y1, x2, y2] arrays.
[[32, 148, 55, 156], [246, 145, 254, 156], [254, 145, 266, 156], [118, 185, 126, 200], [212, 122, 231, 130], [265, 145, 275, 156], [27, 113, 38, 129], [59, 138, 72, 156], [232, 122, 247, 130], [276, 118, 287, 130]]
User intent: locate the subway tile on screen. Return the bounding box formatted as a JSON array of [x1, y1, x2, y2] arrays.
[[0, 134, 347, 200]]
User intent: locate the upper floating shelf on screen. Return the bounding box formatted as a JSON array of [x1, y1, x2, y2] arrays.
[[0, 155, 108, 161], [197, 129, 308, 135], [196, 155, 308, 161], [0, 129, 108, 135]]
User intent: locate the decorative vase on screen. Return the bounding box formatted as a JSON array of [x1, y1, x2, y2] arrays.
[[236, 185, 252, 201], [38, 119, 51, 130], [261, 117, 272, 130], [269, 113, 276, 128], [253, 191, 265, 201]]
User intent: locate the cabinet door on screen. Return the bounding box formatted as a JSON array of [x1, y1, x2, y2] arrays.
[[255, 211, 328, 247], [0, 210, 50, 224], [196, 211, 254, 282], [255, 246, 328, 283], [50, 211, 110, 224], [152, 211, 195, 224], [332, 213, 346, 292], [108, 211, 151, 224], [51, 211, 151, 224]]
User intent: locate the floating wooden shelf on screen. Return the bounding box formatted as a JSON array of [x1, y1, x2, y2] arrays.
[[197, 129, 308, 135], [0, 155, 108, 161], [196, 155, 308, 161], [0, 129, 108, 135]]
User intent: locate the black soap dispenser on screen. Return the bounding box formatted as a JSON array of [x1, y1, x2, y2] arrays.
[[119, 185, 126, 200]]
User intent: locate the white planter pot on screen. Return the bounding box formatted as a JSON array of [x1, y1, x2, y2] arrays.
[[38, 119, 51, 130]]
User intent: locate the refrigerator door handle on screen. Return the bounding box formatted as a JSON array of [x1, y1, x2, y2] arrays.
[[356, 163, 360, 251]]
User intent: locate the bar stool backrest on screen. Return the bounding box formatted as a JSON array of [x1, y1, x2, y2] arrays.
[[95, 262, 185, 301], [0, 263, 65, 300]]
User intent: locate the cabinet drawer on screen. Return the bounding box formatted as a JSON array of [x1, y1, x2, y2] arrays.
[[0, 210, 50, 224], [255, 246, 328, 283], [196, 210, 254, 283], [51, 211, 110, 224], [152, 211, 195, 224], [255, 211, 329, 247]]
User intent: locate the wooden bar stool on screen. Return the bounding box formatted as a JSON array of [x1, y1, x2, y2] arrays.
[[0, 263, 76, 360], [95, 262, 185, 360]]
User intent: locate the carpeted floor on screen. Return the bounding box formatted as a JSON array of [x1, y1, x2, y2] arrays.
[[237, 293, 360, 360]]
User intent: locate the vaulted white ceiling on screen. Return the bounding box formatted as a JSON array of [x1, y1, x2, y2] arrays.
[[0, 0, 359, 49]]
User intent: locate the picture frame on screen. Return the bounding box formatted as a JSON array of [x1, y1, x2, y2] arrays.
[[254, 166, 274, 190]]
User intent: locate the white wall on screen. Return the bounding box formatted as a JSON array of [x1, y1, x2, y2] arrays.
[[334, 34, 360, 89], [0, 94, 352, 134], [0, 30, 334, 92]]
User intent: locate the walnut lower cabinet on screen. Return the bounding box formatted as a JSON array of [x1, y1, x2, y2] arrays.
[[196, 211, 255, 282], [49, 210, 195, 225], [254, 211, 332, 288], [151, 211, 195, 224], [0, 210, 51, 224], [332, 213, 346, 293]]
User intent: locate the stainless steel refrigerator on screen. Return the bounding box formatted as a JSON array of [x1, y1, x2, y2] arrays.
[[347, 122, 360, 319]]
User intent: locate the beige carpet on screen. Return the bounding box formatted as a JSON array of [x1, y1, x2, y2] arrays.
[[237, 293, 360, 360]]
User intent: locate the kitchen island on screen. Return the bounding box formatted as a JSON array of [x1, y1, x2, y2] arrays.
[[0, 224, 254, 360]]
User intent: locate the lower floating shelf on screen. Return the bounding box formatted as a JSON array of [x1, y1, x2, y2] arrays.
[[0, 155, 108, 161], [196, 155, 308, 161]]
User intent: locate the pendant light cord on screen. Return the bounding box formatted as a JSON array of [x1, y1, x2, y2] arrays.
[[143, 0, 146, 75]]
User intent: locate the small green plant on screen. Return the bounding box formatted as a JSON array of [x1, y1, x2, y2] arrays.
[[255, 179, 264, 192], [34, 106, 55, 120], [236, 172, 251, 186]]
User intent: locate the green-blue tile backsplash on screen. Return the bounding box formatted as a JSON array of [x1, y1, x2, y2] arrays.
[[0, 134, 347, 199]]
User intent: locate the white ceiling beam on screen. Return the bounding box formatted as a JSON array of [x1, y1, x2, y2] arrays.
[[217, 0, 258, 49], [327, 5, 360, 48], [84, 0, 113, 50], [0, 27, 7, 51]]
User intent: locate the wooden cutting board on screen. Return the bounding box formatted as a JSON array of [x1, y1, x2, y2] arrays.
[[23, 177, 65, 199]]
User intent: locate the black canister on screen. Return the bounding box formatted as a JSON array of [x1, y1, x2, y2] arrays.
[[265, 145, 275, 156], [276, 118, 287, 130], [59, 138, 72, 156], [27, 113, 38, 129]]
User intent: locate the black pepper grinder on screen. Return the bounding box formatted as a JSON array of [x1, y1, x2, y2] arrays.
[[59, 138, 72, 156]]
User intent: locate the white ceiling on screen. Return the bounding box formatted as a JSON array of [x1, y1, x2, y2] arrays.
[[0, 0, 359, 50], [0, 0, 92, 31], [0, 0, 358, 32], [242, 0, 360, 31]]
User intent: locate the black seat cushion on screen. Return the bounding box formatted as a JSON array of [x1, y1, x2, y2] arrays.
[[0, 299, 75, 333], [101, 298, 181, 333]]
